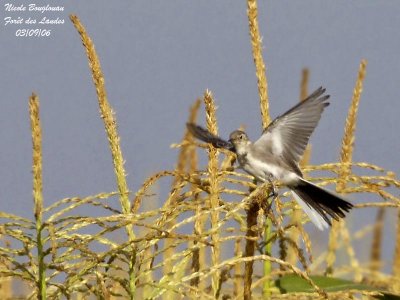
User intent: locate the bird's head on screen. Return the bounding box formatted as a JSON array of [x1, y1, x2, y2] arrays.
[[229, 130, 250, 152]]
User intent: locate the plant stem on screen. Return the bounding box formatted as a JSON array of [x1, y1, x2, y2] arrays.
[[36, 221, 46, 300], [262, 216, 272, 298], [244, 200, 259, 300]]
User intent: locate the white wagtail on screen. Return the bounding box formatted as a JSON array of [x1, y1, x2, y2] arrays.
[[187, 87, 353, 230]]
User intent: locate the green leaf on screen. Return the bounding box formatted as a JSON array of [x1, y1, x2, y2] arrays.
[[275, 274, 400, 300], [276, 274, 374, 293]]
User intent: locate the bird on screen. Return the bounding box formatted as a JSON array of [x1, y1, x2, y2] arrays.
[[186, 87, 353, 230]]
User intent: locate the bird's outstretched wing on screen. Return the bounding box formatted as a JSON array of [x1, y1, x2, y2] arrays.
[[253, 87, 330, 165], [186, 123, 235, 151]]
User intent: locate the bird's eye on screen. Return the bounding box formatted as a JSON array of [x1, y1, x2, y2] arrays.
[[239, 135, 243, 140]]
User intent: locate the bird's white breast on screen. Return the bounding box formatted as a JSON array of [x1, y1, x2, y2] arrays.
[[239, 152, 299, 185]]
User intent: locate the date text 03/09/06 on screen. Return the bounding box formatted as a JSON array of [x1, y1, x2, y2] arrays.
[[16, 29, 51, 37], [4, 17, 64, 26]]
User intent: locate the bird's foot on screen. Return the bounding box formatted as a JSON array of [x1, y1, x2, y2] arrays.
[[267, 174, 278, 199], [269, 185, 278, 199]]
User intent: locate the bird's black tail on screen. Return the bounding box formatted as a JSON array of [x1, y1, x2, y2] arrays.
[[291, 179, 353, 230]]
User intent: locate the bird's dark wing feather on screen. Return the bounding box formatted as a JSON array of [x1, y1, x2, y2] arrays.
[[186, 123, 235, 151], [254, 87, 330, 165]]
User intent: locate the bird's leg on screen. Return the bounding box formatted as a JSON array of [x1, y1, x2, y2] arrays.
[[267, 173, 278, 199]]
